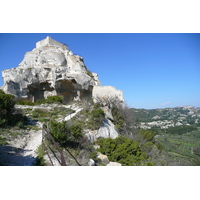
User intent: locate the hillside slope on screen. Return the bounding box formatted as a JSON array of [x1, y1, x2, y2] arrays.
[[129, 106, 200, 165]]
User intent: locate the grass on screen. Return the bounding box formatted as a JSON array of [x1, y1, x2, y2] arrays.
[[10, 132, 22, 138], [34, 144, 46, 166], [71, 105, 105, 130], [155, 128, 200, 165], [0, 136, 8, 145], [29, 106, 75, 122]]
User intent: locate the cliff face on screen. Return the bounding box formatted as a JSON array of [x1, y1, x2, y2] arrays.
[[2, 36, 124, 104]]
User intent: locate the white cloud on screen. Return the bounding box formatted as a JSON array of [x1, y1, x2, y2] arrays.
[[161, 102, 171, 106]]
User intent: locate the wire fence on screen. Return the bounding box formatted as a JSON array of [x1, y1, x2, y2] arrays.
[[42, 121, 67, 166]]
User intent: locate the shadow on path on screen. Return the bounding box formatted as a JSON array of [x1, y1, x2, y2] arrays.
[[0, 144, 36, 166]]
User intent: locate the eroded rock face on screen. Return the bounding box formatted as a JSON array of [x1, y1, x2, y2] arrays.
[[2, 36, 124, 105], [2, 36, 100, 103], [85, 118, 119, 142], [92, 85, 124, 106]]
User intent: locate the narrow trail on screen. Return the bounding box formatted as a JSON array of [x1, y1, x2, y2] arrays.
[[0, 122, 43, 166], [0, 104, 83, 166]]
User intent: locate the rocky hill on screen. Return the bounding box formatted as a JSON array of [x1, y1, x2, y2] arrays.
[[1, 36, 124, 104], [1, 37, 199, 166], [129, 106, 200, 165], [0, 37, 126, 166], [130, 106, 200, 129]]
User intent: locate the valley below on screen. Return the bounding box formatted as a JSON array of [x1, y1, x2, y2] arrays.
[[130, 106, 200, 165]]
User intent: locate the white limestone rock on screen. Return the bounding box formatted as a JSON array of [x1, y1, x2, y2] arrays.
[[1, 36, 124, 107], [97, 152, 109, 165], [92, 85, 124, 106], [107, 162, 122, 166], [2, 36, 100, 103], [85, 119, 119, 142], [88, 159, 95, 166], [97, 119, 119, 139]]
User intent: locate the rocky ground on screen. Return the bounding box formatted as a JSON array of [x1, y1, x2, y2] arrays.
[[0, 122, 43, 166], [0, 103, 120, 166]]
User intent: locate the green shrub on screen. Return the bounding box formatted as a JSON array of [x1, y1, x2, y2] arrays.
[[35, 96, 63, 105], [69, 125, 83, 140], [53, 107, 75, 116], [77, 106, 105, 130], [0, 89, 28, 127], [0, 90, 15, 112], [89, 151, 99, 163], [91, 108, 105, 129], [32, 109, 51, 119], [49, 120, 83, 148], [35, 144, 46, 166], [0, 89, 15, 126], [140, 130, 155, 142], [16, 99, 34, 106], [47, 96, 63, 104], [96, 136, 147, 166], [0, 136, 8, 145], [111, 107, 125, 131]]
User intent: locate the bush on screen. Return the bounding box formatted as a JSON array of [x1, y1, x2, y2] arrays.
[[0, 136, 8, 145], [139, 130, 155, 142], [69, 125, 83, 140], [49, 120, 83, 148], [49, 121, 69, 145], [0, 89, 27, 127], [91, 108, 105, 129], [112, 106, 125, 131], [77, 106, 105, 130], [35, 96, 63, 105], [32, 109, 51, 118], [16, 99, 34, 106], [96, 136, 147, 166], [35, 144, 46, 166], [0, 90, 15, 124]]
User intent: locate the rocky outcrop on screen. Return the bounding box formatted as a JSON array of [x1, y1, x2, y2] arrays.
[[1, 36, 124, 105], [97, 152, 109, 165], [92, 85, 124, 106], [85, 108, 119, 142], [2, 36, 101, 103], [2, 36, 124, 105], [85, 121, 119, 142]]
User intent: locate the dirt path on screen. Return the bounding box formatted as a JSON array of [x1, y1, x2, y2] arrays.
[[0, 122, 43, 166]]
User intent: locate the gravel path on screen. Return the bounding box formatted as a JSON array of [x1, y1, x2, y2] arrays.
[[0, 122, 43, 166]]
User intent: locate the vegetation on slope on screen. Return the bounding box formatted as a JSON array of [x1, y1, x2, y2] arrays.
[[96, 136, 153, 166], [1, 88, 200, 166], [0, 89, 28, 128], [17, 95, 63, 106], [130, 106, 200, 165]]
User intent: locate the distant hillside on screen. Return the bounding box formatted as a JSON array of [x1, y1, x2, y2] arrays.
[[129, 106, 200, 166], [130, 106, 200, 129]]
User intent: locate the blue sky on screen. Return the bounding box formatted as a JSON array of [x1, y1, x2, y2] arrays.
[[0, 33, 199, 109]]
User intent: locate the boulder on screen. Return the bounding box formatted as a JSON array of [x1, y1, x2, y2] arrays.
[[97, 119, 119, 139], [85, 118, 119, 142], [97, 152, 109, 165], [88, 159, 95, 166], [107, 162, 122, 166]]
